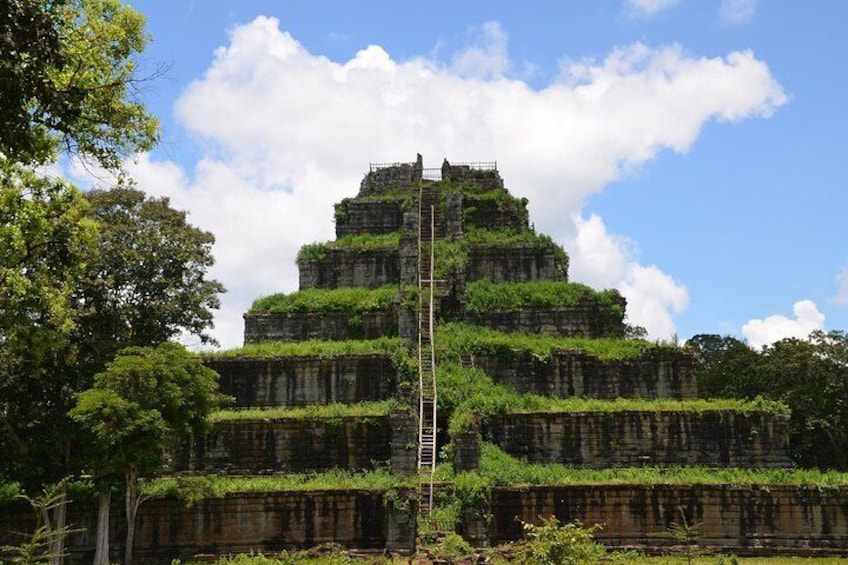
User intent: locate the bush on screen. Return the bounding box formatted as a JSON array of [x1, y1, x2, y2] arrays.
[[516, 516, 605, 565]]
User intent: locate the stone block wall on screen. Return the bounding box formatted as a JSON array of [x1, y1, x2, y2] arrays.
[[461, 193, 529, 233], [204, 354, 397, 408], [442, 162, 504, 191], [485, 410, 791, 468], [473, 348, 696, 399], [488, 485, 848, 554], [298, 248, 399, 290], [335, 199, 407, 237], [244, 311, 397, 344], [466, 244, 566, 284], [359, 156, 422, 196], [389, 409, 418, 475], [0, 490, 417, 562], [465, 304, 625, 339], [175, 417, 392, 474]]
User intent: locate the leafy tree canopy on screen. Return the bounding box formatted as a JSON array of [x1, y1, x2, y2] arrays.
[[0, 162, 97, 485], [693, 330, 848, 470], [0, 162, 96, 365], [71, 342, 225, 474], [75, 187, 225, 370], [70, 341, 227, 565], [0, 0, 159, 169]]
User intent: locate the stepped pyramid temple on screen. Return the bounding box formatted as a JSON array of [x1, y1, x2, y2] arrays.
[[3, 156, 848, 560]]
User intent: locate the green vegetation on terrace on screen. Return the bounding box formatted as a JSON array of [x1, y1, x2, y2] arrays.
[[208, 400, 399, 422], [437, 442, 848, 488], [205, 336, 406, 359], [439, 361, 788, 436], [462, 227, 557, 248], [0, 455, 414, 506], [250, 285, 415, 314], [461, 190, 529, 232], [144, 469, 416, 500], [437, 322, 674, 362], [297, 232, 401, 262], [464, 280, 623, 315], [432, 228, 568, 279]]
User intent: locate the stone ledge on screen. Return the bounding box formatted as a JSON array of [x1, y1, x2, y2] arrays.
[[244, 310, 397, 343], [0, 489, 418, 562], [485, 410, 791, 468], [473, 347, 696, 399], [487, 484, 848, 554], [204, 354, 397, 408]]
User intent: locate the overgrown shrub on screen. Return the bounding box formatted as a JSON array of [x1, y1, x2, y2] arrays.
[[515, 516, 606, 565]]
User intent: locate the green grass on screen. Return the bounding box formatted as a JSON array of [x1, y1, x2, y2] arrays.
[[439, 361, 788, 436], [440, 443, 848, 488], [208, 400, 399, 422], [297, 232, 401, 262], [464, 280, 623, 315], [462, 227, 554, 248], [143, 469, 416, 499], [249, 285, 409, 315], [430, 228, 569, 278], [204, 337, 407, 359], [436, 322, 676, 362]]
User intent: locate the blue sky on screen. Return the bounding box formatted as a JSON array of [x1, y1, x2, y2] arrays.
[[118, 0, 848, 349]]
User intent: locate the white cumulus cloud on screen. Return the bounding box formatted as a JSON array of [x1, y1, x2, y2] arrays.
[[742, 300, 826, 350], [133, 17, 785, 347], [719, 0, 758, 25]]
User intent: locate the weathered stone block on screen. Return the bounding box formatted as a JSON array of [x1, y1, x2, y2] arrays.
[[204, 354, 397, 408], [175, 417, 391, 474], [390, 410, 418, 475], [244, 310, 397, 343], [461, 193, 529, 233], [465, 303, 625, 339], [466, 244, 566, 284], [488, 484, 848, 554], [486, 410, 791, 468], [335, 199, 407, 237], [0, 490, 415, 562], [298, 247, 399, 290], [473, 348, 696, 399]]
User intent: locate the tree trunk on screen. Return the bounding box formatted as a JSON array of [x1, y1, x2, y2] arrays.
[[93, 490, 111, 565], [40, 481, 68, 565], [124, 470, 137, 565], [49, 492, 66, 565]]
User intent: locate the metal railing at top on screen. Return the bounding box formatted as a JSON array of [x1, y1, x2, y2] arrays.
[[449, 161, 497, 171], [369, 160, 497, 173], [369, 162, 415, 172]]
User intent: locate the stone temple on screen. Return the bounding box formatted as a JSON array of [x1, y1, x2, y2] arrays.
[[3, 156, 847, 560]]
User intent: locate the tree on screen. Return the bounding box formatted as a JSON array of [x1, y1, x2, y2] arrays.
[[758, 331, 848, 469], [691, 330, 848, 469], [0, 161, 97, 486], [1, 0, 165, 487], [0, 0, 159, 169], [70, 342, 227, 565], [687, 334, 765, 399], [74, 187, 225, 371]]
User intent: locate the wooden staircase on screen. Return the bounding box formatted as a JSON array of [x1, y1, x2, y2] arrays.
[[417, 183, 440, 516]]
